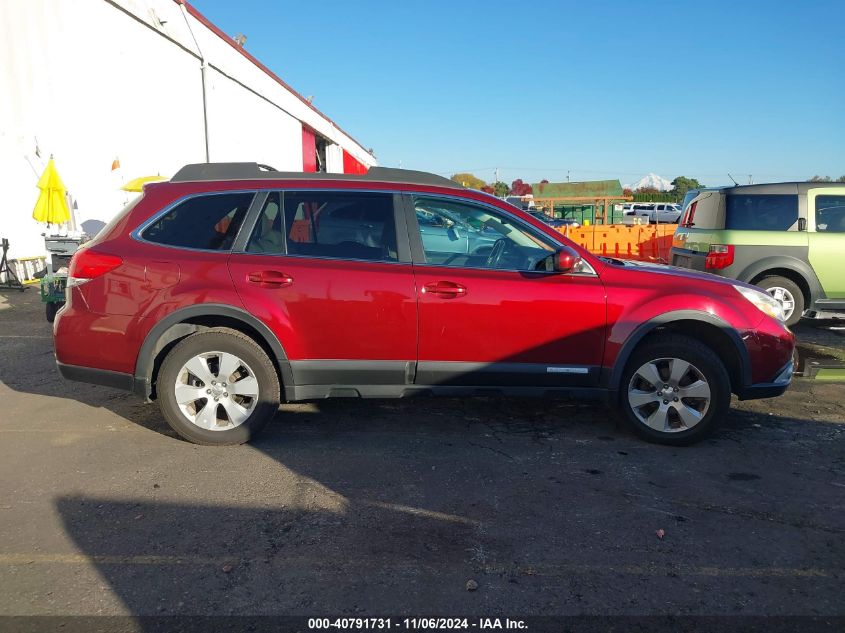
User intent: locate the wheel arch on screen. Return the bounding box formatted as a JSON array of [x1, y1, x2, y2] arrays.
[[736, 256, 823, 305], [134, 304, 294, 401], [607, 311, 751, 395]]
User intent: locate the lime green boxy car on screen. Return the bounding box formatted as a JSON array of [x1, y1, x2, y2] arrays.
[[670, 182, 845, 326]]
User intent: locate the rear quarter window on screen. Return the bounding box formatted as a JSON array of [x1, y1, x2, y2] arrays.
[[141, 192, 254, 251], [725, 194, 798, 231]]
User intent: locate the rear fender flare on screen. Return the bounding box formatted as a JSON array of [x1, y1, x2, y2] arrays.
[[735, 256, 823, 302], [134, 304, 294, 400]]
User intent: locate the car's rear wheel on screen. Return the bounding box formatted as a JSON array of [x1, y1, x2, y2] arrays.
[[619, 334, 730, 445], [755, 276, 804, 327], [157, 327, 280, 445]]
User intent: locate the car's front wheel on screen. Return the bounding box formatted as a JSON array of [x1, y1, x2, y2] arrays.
[[157, 327, 280, 445], [619, 334, 731, 445]]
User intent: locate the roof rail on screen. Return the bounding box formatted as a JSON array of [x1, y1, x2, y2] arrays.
[[170, 162, 462, 189]]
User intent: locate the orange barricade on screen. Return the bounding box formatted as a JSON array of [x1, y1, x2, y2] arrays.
[[557, 224, 677, 263]]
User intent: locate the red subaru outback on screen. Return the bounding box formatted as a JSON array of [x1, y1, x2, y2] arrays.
[[54, 163, 794, 446]]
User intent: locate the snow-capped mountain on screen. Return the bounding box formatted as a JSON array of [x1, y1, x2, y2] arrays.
[[625, 173, 673, 192]]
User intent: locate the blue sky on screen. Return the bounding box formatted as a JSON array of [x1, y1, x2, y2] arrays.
[[194, 0, 844, 187]]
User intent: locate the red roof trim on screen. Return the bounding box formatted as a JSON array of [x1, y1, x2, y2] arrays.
[[173, 0, 371, 161]]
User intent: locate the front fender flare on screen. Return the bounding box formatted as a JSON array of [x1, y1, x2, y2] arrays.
[[605, 310, 751, 393]]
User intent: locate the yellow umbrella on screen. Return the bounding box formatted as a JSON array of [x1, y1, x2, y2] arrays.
[[32, 158, 71, 224], [121, 175, 166, 192]]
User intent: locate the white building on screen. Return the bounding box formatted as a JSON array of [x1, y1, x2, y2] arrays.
[[0, 0, 376, 259]]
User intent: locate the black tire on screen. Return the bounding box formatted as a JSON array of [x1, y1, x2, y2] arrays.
[[755, 276, 804, 327], [157, 327, 280, 445], [619, 334, 731, 446], [45, 301, 62, 323]]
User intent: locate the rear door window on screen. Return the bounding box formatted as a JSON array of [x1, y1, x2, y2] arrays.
[[816, 195, 845, 232], [141, 192, 254, 250], [725, 194, 798, 231], [248, 191, 398, 262]]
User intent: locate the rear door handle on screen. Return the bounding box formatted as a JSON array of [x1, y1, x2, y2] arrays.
[[423, 281, 467, 298], [247, 270, 293, 288]]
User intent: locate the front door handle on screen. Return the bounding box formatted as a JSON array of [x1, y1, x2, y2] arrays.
[[423, 281, 467, 298], [247, 270, 293, 288]]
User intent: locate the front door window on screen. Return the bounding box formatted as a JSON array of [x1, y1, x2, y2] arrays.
[[413, 197, 587, 273]]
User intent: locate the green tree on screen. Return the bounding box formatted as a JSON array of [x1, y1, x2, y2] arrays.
[[450, 173, 486, 189], [809, 175, 833, 182], [493, 181, 509, 197], [838, 175, 845, 182], [670, 176, 704, 199]]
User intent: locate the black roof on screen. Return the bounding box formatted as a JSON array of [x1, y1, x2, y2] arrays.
[[170, 162, 461, 189]]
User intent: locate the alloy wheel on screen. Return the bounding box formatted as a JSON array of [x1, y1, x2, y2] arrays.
[[765, 286, 796, 321], [174, 351, 259, 431], [627, 357, 711, 433]]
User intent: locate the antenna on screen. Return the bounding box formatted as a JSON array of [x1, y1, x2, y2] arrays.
[[727, 173, 739, 186]]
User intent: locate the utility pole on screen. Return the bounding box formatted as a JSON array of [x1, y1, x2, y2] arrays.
[[495, 167, 499, 183], [567, 170, 570, 183], [748, 174, 753, 185]]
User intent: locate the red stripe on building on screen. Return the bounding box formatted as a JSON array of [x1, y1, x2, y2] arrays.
[[343, 150, 367, 175], [302, 127, 317, 172]]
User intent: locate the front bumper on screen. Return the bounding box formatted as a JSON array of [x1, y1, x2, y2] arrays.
[[735, 359, 794, 400]]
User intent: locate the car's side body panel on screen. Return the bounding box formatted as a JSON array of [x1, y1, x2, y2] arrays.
[[412, 265, 608, 388], [228, 253, 418, 382]]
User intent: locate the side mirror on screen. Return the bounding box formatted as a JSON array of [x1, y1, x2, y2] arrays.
[[553, 248, 581, 273], [797, 218, 807, 231]]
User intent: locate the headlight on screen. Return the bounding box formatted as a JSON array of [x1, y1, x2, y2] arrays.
[[734, 285, 785, 322]]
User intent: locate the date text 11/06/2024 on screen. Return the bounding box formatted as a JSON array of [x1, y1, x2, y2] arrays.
[[308, 618, 528, 630]]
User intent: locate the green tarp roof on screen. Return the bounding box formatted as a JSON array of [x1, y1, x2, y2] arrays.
[[532, 180, 623, 198]]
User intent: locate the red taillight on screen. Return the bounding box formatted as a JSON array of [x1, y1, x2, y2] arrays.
[[681, 201, 698, 227], [705, 244, 734, 269], [68, 248, 123, 283]]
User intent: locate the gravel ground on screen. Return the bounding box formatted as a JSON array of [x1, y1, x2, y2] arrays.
[[0, 288, 842, 622]]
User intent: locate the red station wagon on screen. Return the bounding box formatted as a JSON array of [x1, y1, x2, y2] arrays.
[[54, 163, 795, 446]]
